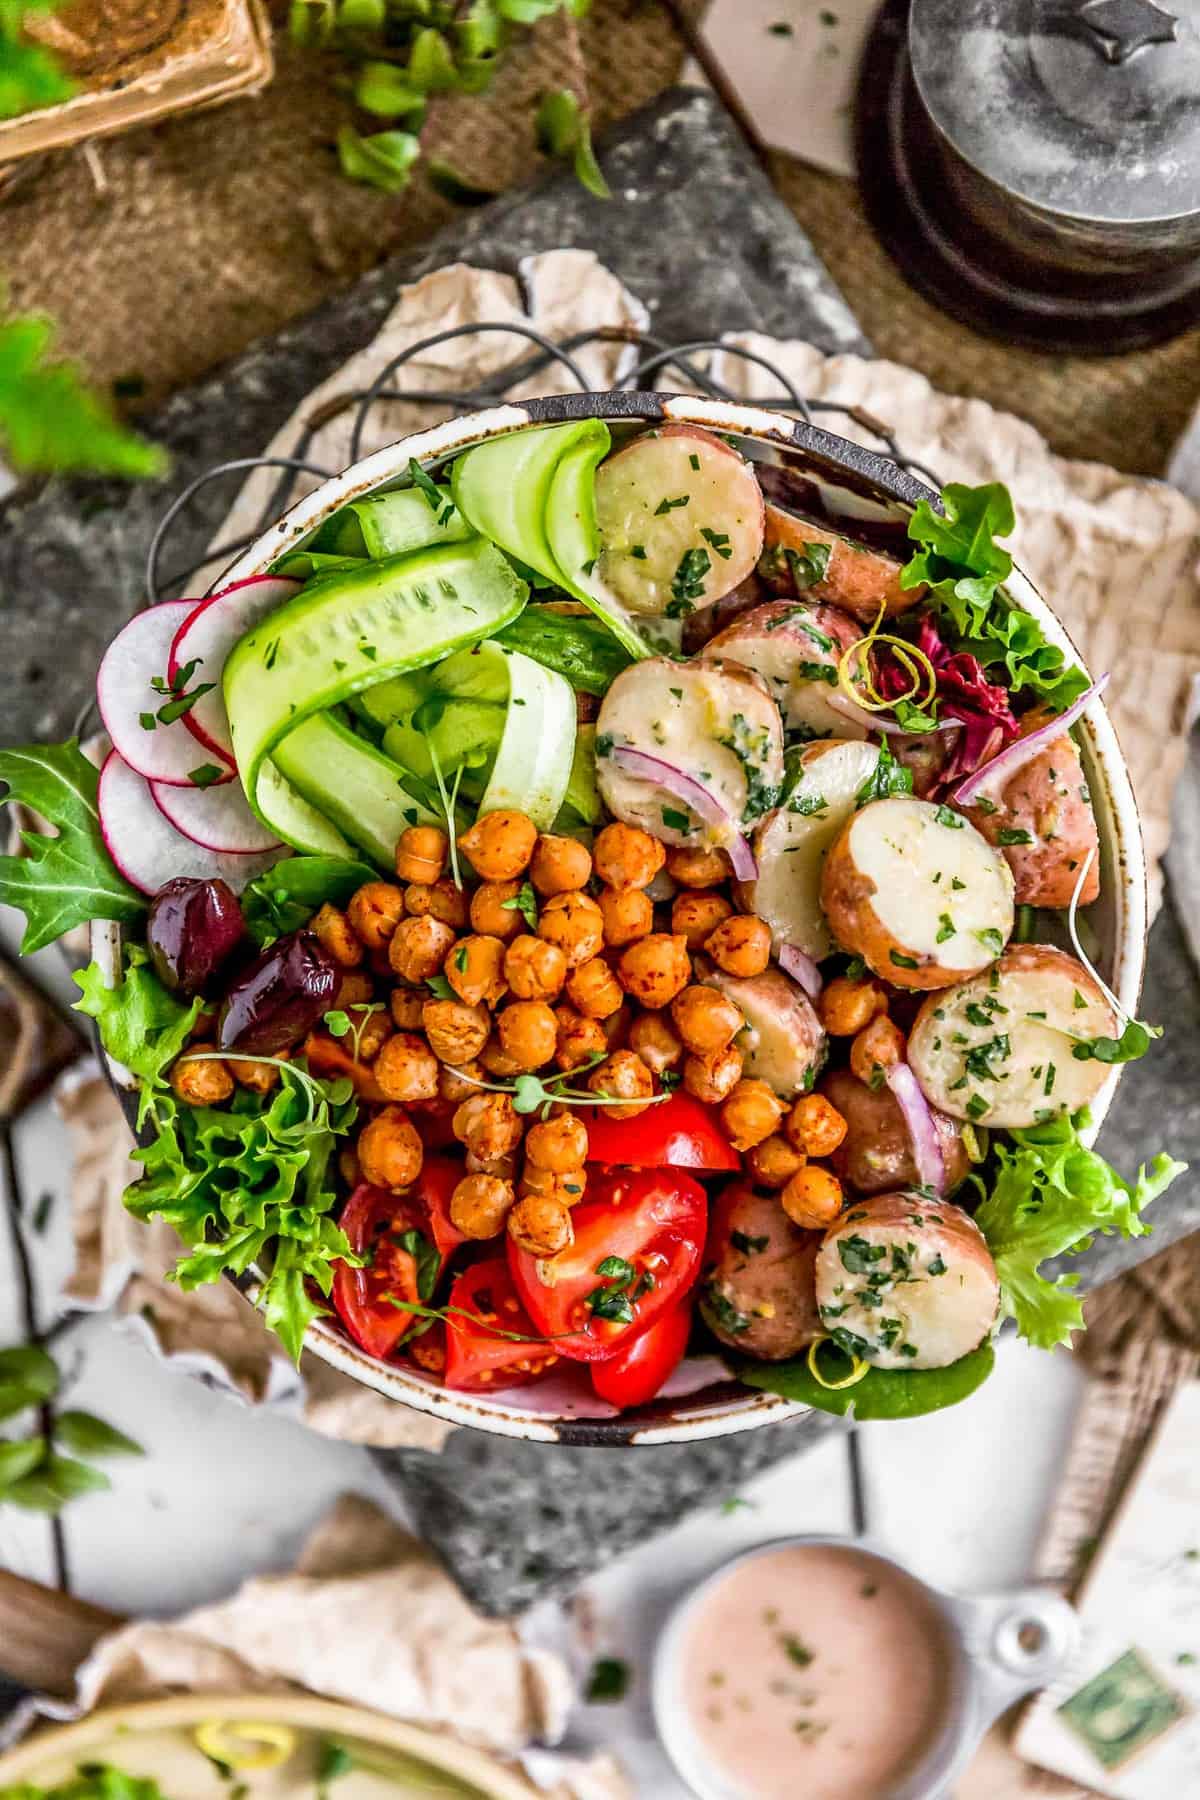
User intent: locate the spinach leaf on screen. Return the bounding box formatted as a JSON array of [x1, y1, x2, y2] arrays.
[[241, 855, 376, 945], [496, 606, 635, 697], [737, 1342, 995, 1419]]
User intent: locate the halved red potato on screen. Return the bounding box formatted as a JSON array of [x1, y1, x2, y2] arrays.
[[700, 1181, 823, 1360], [696, 954, 827, 1099], [736, 739, 883, 959], [821, 795, 1015, 989], [961, 710, 1100, 909], [906, 944, 1118, 1129], [762, 503, 926, 623], [594, 655, 784, 848], [821, 1067, 970, 1198], [815, 1193, 999, 1370], [595, 425, 765, 617], [701, 599, 867, 742]]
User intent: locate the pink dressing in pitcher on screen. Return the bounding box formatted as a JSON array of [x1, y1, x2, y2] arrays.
[[679, 1544, 952, 1800]]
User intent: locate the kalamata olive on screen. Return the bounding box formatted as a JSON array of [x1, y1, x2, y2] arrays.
[[147, 877, 245, 995], [216, 929, 337, 1056]]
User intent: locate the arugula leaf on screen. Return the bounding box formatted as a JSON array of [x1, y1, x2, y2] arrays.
[[0, 1, 76, 122], [903, 481, 1089, 711], [0, 741, 145, 952], [535, 88, 611, 200], [241, 854, 375, 945], [975, 1108, 1185, 1349], [73, 957, 201, 1126], [0, 308, 167, 479]]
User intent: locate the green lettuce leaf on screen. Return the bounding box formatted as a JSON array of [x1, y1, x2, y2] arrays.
[[975, 1109, 1186, 1349], [242, 854, 376, 946], [73, 956, 201, 1126], [0, 741, 145, 952]]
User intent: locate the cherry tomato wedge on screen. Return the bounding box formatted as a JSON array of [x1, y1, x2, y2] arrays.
[[332, 1156, 465, 1360], [443, 1258, 560, 1392], [591, 1301, 693, 1409], [508, 1167, 707, 1363], [584, 1091, 739, 1172]]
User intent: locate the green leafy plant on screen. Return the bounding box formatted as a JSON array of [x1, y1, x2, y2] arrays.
[[0, 1344, 143, 1517], [0, 1766, 170, 1800], [0, 305, 168, 480], [289, 0, 604, 199], [0, 0, 76, 121], [242, 853, 377, 946]]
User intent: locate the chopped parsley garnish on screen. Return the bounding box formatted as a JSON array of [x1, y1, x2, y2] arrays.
[[732, 1229, 769, 1255], [661, 805, 692, 832], [926, 1255, 947, 1277], [997, 827, 1033, 846], [702, 1283, 751, 1335], [631, 544, 647, 559], [670, 546, 712, 608], [934, 804, 963, 829], [701, 526, 733, 559], [838, 1234, 886, 1275], [784, 542, 832, 590], [975, 927, 1005, 956], [718, 711, 780, 823], [966, 1093, 989, 1120], [501, 881, 539, 930], [654, 493, 690, 515], [855, 739, 912, 806], [890, 949, 919, 969], [188, 763, 225, 788], [936, 913, 955, 943], [790, 791, 828, 817], [688, 452, 701, 470], [586, 1657, 631, 1703], [407, 456, 455, 527]]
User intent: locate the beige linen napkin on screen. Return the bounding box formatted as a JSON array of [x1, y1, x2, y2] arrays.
[[14, 1494, 629, 1800], [59, 247, 1200, 1434]]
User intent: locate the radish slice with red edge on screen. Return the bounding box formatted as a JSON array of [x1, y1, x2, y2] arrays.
[[778, 943, 822, 1002], [609, 745, 757, 880], [99, 753, 284, 895], [168, 576, 301, 761], [96, 603, 235, 787], [951, 675, 1109, 808], [885, 1062, 945, 1196], [150, 775, 282, 855]]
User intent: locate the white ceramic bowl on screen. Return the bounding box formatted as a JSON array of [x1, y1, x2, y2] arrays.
[[96, 392, 1147, 1445]]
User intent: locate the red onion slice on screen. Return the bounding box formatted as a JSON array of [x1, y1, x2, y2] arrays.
[[778, 943, 823, 1001], [952, 675, 1109, 808], [610, 745, 758, 880], [886, 1062, 945, 1196]]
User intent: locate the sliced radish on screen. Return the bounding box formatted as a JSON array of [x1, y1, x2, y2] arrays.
[[97, 604, 235, 787], [150, 776, 282, 855], [169, 576, 301, 760], [99, 753, 284, 895]]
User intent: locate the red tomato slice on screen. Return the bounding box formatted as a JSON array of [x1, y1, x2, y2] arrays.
[[332, 1157, 465, 1360], [508, 1167, 708, 1363], [591, 1301, 693, 1409], [443, 1258, 561, 1392], [584, 1091, 739, 1172]]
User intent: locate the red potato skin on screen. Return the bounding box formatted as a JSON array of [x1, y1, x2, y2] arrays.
[[762, 503, 926, 622], [961, 711, 1100, 908], [700, 1182, 824, 1360], [820, 1068, 970, 1197], [820, 818, 973, 991]]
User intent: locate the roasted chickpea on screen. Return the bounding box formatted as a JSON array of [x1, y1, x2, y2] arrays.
[[338, 1146, 361, 1189], [453, 1091, 524, 1162], [535, 890, 604, 969], [347, 881, 406, 950], [665, 844, 730, 888], [671, 889, 733, 950], [404, 877, 468, 930], [395, 824, 448, 885], [553, 1005, 608, 1072], [529, 833, 592, 897], [459, 809, 538, 881], [525, 1112, 588, 1173], [497, 999, 558, 1071], [504, 934, 567, 1003], [565, 956, 624, 1020], [683, 1044, 743, 1105], [593, 821, 666, 891], [508, 1193, 574, 1257], [598, 886, 654, 948], [231, 1055, 282, 1096], [849, 1015, 907, 1087], [747, 1133, 805, 1189], [588, 1048, 655, 1120], [628, 1011, 683, 1074], [602, 1002, 631, 1048], [423, 998, 490, 1065], [670, 983, 743, 1054], [374, 1031, 439, 1104], [170, 1047, 233, 1105], [337, 970, 375, 1010], [465, 1148, 518, 1181], [704, 913, 771, 978], [389, 987, 426, 1031], [618, 933, 692, 1009], [358, 1106, 424, 1189], [450, 1172, 515, 1240], [820, 975, 887, 1037], [388, 914, 457, 984], [469, 879, 525, 941], [440, 1059, 485, 1105], [480, 1034, 525, 1079], [352, 1009, 392, 1062], [781, 1166, 844, 1230], [519, 1165, 588, 1207], [786, 1093, 848, 1159], [720, 1079, 786, 1152], [445, 934, 507, 1008], [311, 903, 363, 968]]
